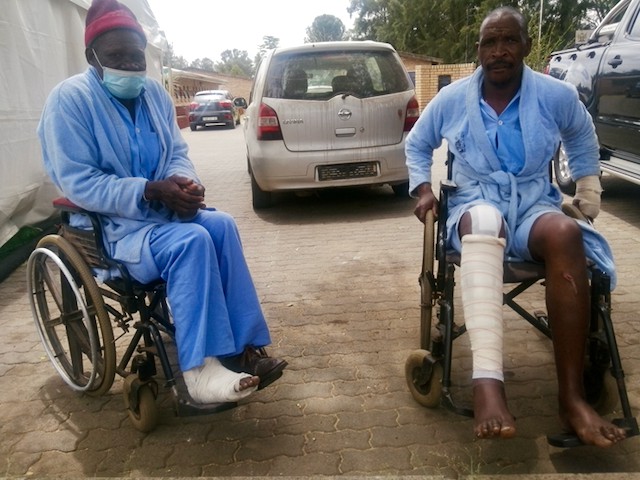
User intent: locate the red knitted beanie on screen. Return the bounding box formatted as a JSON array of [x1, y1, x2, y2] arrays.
[[84, 0, 146, 47]]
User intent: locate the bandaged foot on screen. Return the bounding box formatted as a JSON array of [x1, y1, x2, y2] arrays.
[[461, 234, 506, 381], [183, 357, 259, 404]]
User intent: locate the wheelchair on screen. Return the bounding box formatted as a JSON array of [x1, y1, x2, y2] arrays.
[[27, 198, 236, 432], [404, 152, 639, 447]]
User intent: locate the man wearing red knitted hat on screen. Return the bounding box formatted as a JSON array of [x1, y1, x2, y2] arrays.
[[37, 0, 286, 405]]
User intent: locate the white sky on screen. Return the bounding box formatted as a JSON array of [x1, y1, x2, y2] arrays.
[[146, 0, 356, 63]]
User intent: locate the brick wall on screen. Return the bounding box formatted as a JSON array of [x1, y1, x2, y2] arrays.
[[415, 63, 476, 111], [216, 75, 253, 101]]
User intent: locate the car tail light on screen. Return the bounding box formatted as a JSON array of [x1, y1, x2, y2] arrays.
[[220, 100, 233, 109], [189, 102, 198, 111], [257, 103, 282, 140], [404, 96, 420, 132]]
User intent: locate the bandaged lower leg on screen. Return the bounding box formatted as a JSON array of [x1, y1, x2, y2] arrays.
[[183, 356, 258, 403], [461, 234, 506, 382]]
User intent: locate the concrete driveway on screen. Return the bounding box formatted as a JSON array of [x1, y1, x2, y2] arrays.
[[1, 124, 639, 478]]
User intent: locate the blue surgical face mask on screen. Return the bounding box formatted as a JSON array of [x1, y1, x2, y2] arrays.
[[92, 49, 146, 99]]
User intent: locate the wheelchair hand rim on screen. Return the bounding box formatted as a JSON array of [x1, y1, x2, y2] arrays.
[[27, 247, 100, 392]]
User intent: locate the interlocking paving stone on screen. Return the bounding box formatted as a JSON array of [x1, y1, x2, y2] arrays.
[[1, 128, 639, 478]]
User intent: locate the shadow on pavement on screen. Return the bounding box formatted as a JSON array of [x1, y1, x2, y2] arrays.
[[254, 185, 415, 226]]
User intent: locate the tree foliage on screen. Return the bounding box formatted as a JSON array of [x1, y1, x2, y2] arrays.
[[347, 0, 619, 67], [305, 14, 348, 42], [215, 49, 254, 77], [254, 36, 280, 71], [189, 57, 215, 71]]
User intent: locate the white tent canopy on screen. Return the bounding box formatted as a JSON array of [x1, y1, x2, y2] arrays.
[[0, 0, 166, 248]]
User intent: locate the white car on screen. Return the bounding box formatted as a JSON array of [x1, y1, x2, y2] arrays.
[[243, 41, 419, 209]]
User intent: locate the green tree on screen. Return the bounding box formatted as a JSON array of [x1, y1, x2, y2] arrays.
[[347, 0, 619, 63], [215, 49, 253, 77], [189, 58, 215, 72], [171, 55, 189, 70], [305, 14, 347, 42], [254, 36, 280, 72]]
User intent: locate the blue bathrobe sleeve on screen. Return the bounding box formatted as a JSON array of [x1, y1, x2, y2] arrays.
[[37, 67, 199, 266]]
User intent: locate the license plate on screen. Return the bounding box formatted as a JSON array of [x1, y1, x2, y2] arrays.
[[203, 116, 218, 121], [317, 162, 378, 181]]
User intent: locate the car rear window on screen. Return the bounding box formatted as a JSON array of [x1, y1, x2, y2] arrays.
[[264, 49, 411, 100]]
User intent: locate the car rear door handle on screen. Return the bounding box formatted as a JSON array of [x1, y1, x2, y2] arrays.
[[335, 128, 356, 137], [608, 56, 623, 68]]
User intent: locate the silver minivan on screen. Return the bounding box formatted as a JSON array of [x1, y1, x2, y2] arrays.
[[243, 41, 419, 209]]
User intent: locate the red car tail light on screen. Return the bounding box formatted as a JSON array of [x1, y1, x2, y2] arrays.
[[189, 102, 198, 111], [257, 103, 282, 140], [219, 100, 233, 109], [404, 96, 420, 132]]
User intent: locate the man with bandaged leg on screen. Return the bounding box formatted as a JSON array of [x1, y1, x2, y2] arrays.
[[405, 6, 626, 447]]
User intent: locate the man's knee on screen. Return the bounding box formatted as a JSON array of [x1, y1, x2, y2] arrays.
[[194, 209, 239, 238], [463, 204, 504, 237], [169, 223, 212, 252], [530, 213, 583, 258]]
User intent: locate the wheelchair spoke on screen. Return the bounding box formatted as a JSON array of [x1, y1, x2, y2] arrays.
[[38, 259, 65, 313]]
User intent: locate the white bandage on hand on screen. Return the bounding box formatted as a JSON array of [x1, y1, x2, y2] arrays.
[[573, 175, 602, 220], [460, 234, 506, 382]]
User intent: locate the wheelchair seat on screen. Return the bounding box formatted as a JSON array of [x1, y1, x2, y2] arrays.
[[27, 198, 236, 432], [405, 152, 639, 447]]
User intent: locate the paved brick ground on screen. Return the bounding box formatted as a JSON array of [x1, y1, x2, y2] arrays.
[[1, 125, 639, 478]]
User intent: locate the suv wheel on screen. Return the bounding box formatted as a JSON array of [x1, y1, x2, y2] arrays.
[[250, 171, 273, 209], [392, 181, 410, 198], [553, 144, 576, 195]]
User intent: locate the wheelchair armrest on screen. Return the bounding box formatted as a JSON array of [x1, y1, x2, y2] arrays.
[[52, 197, 84, 213], [51, 198, 139, 296], [53, 197, 103, 234], [52, 198, 111, 268]]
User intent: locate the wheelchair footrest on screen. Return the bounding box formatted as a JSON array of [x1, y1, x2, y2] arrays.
[[441, 388, 474, 418], [172, 387, 238, 417], [170, 382, 238, 417], [546, 432, 584, 448], [546, 416, 639, 448], [153, 333, 239, 417]]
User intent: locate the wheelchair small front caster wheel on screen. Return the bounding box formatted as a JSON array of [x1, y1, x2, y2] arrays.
[[123, 374, 159, 432], [405, 349, 443, 407]]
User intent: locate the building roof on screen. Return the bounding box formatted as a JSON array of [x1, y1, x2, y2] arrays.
[[398, 51, 443, 65]]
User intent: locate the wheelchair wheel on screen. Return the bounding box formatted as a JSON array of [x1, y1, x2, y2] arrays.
[[123, 375, 159, 432], [27, 235, 116, 396], [419, 211, 436, 350], [405, 349, 442, 407]]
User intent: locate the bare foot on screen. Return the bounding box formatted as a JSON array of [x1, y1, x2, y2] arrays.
[[237, 375, 260, 391], [560, 398, 626, 447], [473, 378, 516, 439]]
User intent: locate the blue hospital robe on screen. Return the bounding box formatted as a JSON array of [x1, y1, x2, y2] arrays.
[[405, 66, 616, 288], [37, 67, 271, 370]]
